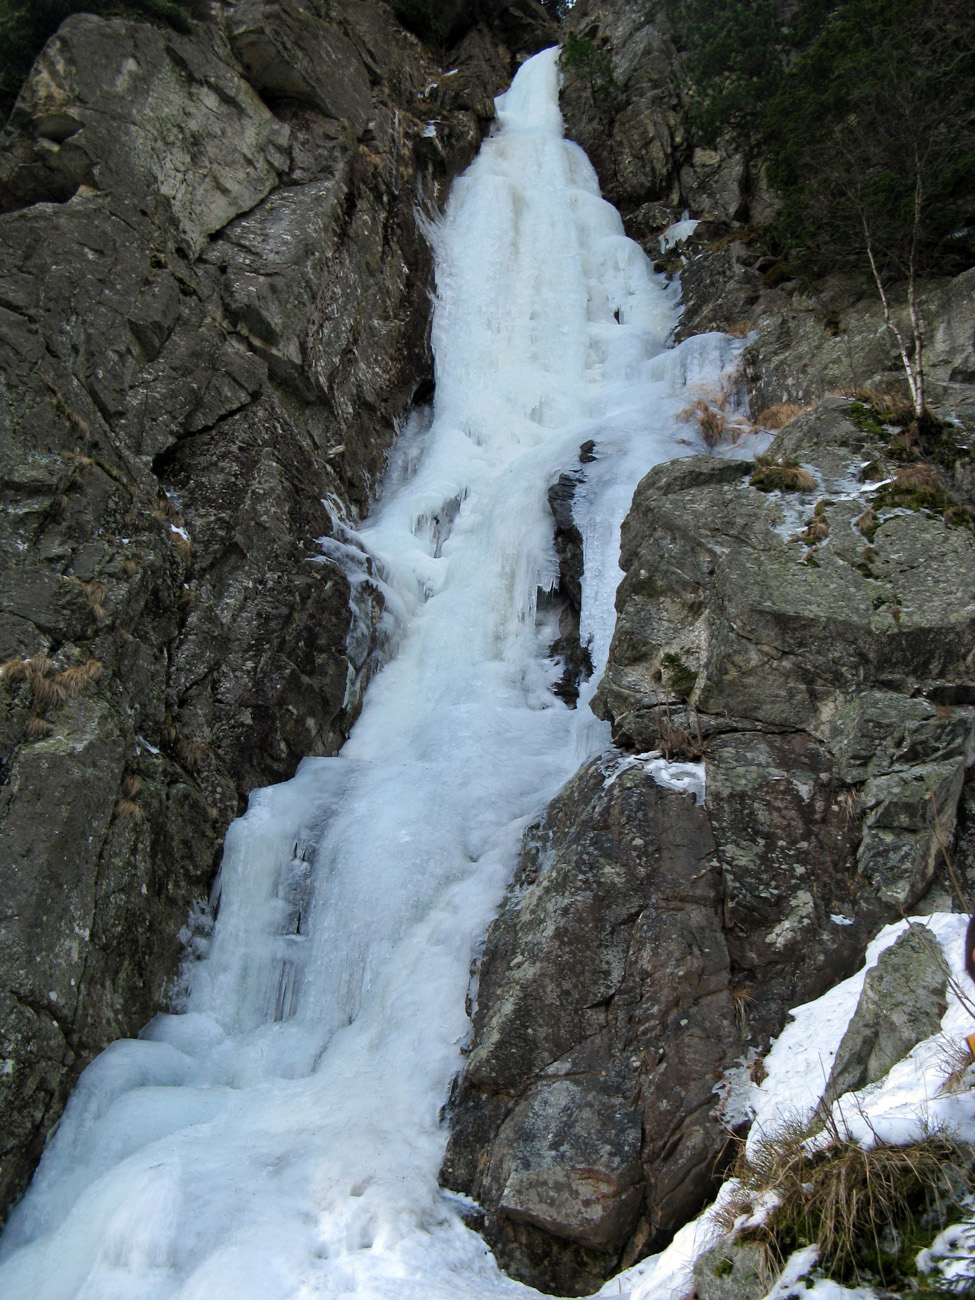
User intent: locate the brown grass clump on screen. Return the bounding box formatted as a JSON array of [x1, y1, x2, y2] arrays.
[[725, 319, 756, 338], [853, 388, 915, 424], [750, 456, 816, 493], [2, 654, 103, 737], [757, 402, 808, 430], [678, 397, 730, 450], [116, 798, 144, 821], [935, 1037, 975, 1096], [1, 658, 30, 684], [892, 462, 943, 489], [718, 1120, 974, 1288], [171, 531, 192, 565], [873, 467, 975, 531], [121, 774, 142, 799], [64, 449, 97, 471], [732, 983, 754, 1036], [177, 738, 209, 771], [57, 660, 103, 695], [856, 507, 878, 541], [73, 578, 107, 622], [799, 500, 830, 544], [32, 674, 67, 708]]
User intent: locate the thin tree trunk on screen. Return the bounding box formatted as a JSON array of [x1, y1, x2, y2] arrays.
[[864, 237, 922, 418]]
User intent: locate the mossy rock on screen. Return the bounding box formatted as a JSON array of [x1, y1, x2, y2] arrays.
[[694, 1240, 771, 1300]]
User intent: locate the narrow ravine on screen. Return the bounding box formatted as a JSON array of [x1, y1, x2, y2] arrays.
[[0, 48, 748, 1300]]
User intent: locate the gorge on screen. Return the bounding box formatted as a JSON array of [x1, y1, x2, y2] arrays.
[[2, 2, 975, 1298]]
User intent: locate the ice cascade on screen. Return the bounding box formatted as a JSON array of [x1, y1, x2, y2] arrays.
[[0, 47, 746, 1300]]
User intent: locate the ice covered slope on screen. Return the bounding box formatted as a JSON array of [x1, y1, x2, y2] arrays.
[[0, 47, 747, 1300]]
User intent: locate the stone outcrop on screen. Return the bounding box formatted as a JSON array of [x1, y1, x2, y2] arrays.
[[443, 398, 975, 1293], [559, 0, 776, 245], [818, 925, 948, 1115], [438, 7, 975, 1291], [0, 0, 552, 1221]]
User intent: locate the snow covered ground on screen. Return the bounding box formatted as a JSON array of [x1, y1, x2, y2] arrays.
[[605, 912, 975, 1300]]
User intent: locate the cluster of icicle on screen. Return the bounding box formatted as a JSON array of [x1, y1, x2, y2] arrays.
[[0, 46, 749, 1300]]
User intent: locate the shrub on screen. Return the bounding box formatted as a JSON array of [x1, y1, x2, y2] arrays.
[[719, 1119, 975, 1290]]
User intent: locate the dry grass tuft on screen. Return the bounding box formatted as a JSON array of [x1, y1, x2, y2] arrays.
[[837, 787, 863, 825], [3, 653, 103, 738], [757, 402, 808, 430], [171, 532, 192, 565], [122, 774, 142, 800], [725, 319, 756, 338], [56, 659, 103, 695], [73, 578, 108, 622], [178, 738, 209, 771], [893, 463, 944, 489], [750, 456, 816, 493], [856, 506, 878, 541], [678, 397, 730, 449], [1, 658, 30, 684], [32, 675, 67, 709], [65, 449, 97, 471], [116, 798, 144, 821], [718, 1120, 974, 1288], [935, 1037, 975, 1096], [800, 501, 831, 544], [852, 387, 915, 424], [732, 983, 754, 1036]]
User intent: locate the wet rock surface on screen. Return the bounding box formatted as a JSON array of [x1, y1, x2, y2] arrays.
[[0, 0, 549, 1220], [444, 400, 975, 1293]]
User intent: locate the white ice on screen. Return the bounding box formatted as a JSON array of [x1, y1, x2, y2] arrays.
[[0, 47, 776, 1300]]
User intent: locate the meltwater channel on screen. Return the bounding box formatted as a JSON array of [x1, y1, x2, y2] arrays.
[[0, 47, 747, 1300]]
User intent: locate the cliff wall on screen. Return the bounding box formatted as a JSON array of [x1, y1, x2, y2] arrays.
[[0, 0, 553, 1219], [440, 1, 975, 1292]]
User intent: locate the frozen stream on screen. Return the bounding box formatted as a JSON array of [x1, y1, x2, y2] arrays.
[[0, 48, 748, 1300]]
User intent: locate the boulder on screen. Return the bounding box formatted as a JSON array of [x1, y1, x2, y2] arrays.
[[818, 926, 949, 1114]]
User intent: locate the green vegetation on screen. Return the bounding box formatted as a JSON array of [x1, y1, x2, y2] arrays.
[[559, 31, 618, 104], [660, 0, 975, 417], [0, 0, 192, 119], [389, 0, 452, 44], [874, 468, 975, 533], [660, 650, 697, 700], [392, 0, 567, 47]]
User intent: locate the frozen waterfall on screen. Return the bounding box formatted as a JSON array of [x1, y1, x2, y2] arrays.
[[0, 47, 748, 1300]]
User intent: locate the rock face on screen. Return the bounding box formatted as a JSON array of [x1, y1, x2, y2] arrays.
[[443, 399, 975, 1293], [818, 925, 948, 1115], [559, 0, 776, 245], [0, 0, 551, 1221]]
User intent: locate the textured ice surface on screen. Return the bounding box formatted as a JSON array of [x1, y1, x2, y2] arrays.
[[0, 48, 761, 1300]]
